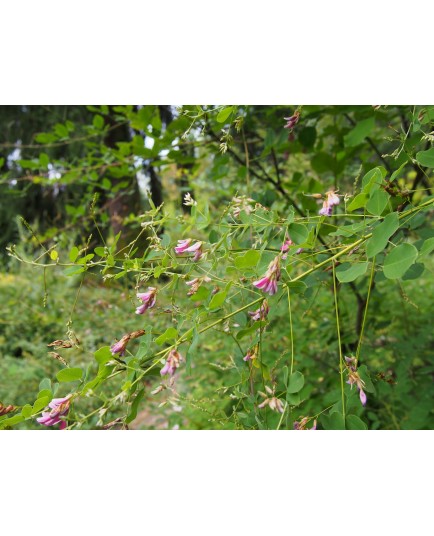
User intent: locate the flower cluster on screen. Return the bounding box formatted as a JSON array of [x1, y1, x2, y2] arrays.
[[136, 287, 157, 315], [243, 346, 258, 362], [293, 417, 317, 430], [258, 386, 284, 413], [231, 195, 256, 219], [253, 255, 281, 296], [281, 236, 294, 260], [161, 348, 183, 376], [185, 276, 211, 296], [319, 190, 340, 216], [345, 356, 367, 406], [36, 395, 72, 430], [175, 239, 203, 261], [110, 329, 146, 357], [248, 300, 269, 321], [283, 111, 300, 131]]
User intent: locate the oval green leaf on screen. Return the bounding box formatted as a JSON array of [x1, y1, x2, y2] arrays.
[[366, 212, 399, 258], [336, 262, 368, 283], [56, 367, 83, 382], [383, 243, 418, 279], [287, 371, 305, 394], [216, 106, 234, 123], [416, 147, 434, 168]]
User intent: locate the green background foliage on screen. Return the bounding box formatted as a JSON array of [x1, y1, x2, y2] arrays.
[[0, 105, 433, 430]]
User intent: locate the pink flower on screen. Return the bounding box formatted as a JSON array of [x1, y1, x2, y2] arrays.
[[293, 417, 317, 430], [110, 330, 145, 357], [283, 111, 300, 131], [136, 287, 157, 314], [345, 355, 368, 407], [253, 256, 281, 296], [243, 347, 258, 362], [160, 348, 183, 376], [281, 237, 294, 260], [185, 276, 211, 296], [110, 335, 130, 357], [174, 239, 203, 261], [248, 300, 269, 321], [258, 386, 284, 413], [36, 395, 72, 429], [319, 190, 340, 217]]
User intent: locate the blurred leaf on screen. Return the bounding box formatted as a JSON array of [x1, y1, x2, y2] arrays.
[[416, 148, 434, 168], [346, 415, 368, 430], [287, 371, 304, 393], [216, 106, 233, 123], [336, 262, 368, 282], [383, 243, 418, 279], [344, 117, 375, 147], [208, 290, 228, 310], [366, 212, 399, 258], [155, 327, 178, 345], [366, 189, 390, 216], [56, 368, 83, 382]]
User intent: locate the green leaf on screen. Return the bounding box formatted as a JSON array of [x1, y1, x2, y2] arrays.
[[32, 396, 50, 414], [94, 346, 113, 365], [344, 117, 375, 147], [419, 237, 434, 258], [236, 321, 266, 340], [322, 411, 346, 430], [56, 367, 83, 382], [287, 371, 305, 393], [21, 404, 33, 418], [216, 106, 234, 123], [155, 327, 178, 345], [366, 189, 390, 216], [54, 123, 69, 138], [126, 388, 145, 424], [298, 126, 317, 149], [69, 246, 79, 262], [416, 147, 434, 168], [37, 389, 53, 401], [39, 152, 50, 168], [35, 132, 58, 144], [346, 415, 368, 430], [0, 414, 25, 428], [383, 243, 418, 279], [358, 365, 375, 394], [94, 247, 106, 257], [402, 263, 424, 280], [366, 212, 399, 258], [285, 281, 307, 294], [234, 250, 260, 269], [390, 161, 408, 182], [361, 167, 386, 195], [93, 114, 105, 129], [39, 378, 51, 391], [347, 193, 368, 212], [208, 290, 228, 310], [288, 223, 309, 244], [286, 393, 301, 405], [336, 262, 368, 283]]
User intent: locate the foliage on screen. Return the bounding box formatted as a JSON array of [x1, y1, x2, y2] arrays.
[[0, 105, 433, 430]]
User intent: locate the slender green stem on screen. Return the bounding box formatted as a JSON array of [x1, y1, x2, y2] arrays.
[[332, 261, 346, 421], [276, 402, 288, 430], [355, 257, 376, 364], [287, 288, 295, 375]]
